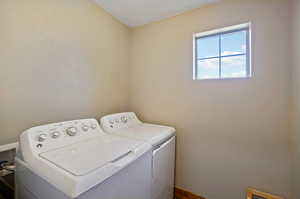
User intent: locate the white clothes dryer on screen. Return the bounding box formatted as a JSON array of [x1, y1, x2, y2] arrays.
[[100, 112, 176, 199]]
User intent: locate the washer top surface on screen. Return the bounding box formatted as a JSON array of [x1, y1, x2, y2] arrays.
[[39, 135, 140, 176], [100, 113, 175, 146], [19, 119, 152, 198], [113, 124, 175, 146]]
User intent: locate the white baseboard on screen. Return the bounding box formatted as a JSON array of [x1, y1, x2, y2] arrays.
[[0, 142, 18, 153]]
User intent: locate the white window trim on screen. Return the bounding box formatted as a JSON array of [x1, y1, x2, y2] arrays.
[[193, 22, 252, 80]]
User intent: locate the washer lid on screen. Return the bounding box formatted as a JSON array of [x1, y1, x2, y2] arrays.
[[113, 124, 175, 147], [39, 136, 140, 176]]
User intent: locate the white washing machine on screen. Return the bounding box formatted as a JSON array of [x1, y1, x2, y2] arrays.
[[15, 119, 152, 199], [100, 112, 176, 199]]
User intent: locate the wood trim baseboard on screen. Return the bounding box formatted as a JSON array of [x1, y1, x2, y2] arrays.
[[246, 188, 284, 199], [174, 187, 206, 199]]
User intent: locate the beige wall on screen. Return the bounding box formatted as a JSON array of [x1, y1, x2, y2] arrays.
[[129, 0, 292, 198], [0, 0, 295, 198], [0, 0, 130, 145], [291, 0, 300, 198]]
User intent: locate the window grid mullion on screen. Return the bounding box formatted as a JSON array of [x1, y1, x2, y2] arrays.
[[197, 53, 247, 61]]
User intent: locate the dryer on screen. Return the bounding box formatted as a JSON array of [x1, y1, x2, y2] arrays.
[[100, 112, 176, 199], [15, 119, 152, 199]]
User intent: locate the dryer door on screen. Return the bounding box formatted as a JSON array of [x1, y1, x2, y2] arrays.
[[152, 136, 175, 199]]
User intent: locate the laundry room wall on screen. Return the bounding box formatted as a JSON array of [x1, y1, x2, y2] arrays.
[[129, 0, 292, 199], [0, 0, 130, 145], [291, 0, 300, 198]]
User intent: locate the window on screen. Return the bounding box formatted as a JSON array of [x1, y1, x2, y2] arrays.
[[193, 23, 251, 80]]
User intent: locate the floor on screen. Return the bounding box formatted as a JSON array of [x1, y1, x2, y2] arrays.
[[0, 174, 14, 199]]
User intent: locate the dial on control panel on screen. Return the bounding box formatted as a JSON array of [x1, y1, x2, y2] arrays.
[[38, 134, 47, 142], [51, 131, 60, 139], [66, 127, 78, 136], [82, 125, 89, 132], [91, 123, 97, 130], [121, 116, 128, 123]]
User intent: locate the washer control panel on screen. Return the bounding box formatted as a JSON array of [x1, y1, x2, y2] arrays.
[[21, 119, 103, 153], [100, 112, 142, 133]]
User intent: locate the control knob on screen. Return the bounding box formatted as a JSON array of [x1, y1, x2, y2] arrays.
[[51, 131, 60, 139], [91, 123, 97, 130], [38, 134, 47, 142], [66, 127, 77, 136], [82, 125, 89, 132], [121, 116, 128, 123]]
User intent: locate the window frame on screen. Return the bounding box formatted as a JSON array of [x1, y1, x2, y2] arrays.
[[193, 22, 252, 80]]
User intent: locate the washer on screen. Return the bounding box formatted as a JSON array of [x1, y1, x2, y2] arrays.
[[100, 112, 176, 199], [15, 119, 152, 199]]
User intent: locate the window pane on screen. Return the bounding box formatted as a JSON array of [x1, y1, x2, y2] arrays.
[[221, 30, 247, 56], [197, 35, 219, 59], [221, 55, 247, 78], [197, 58, 219, 79]]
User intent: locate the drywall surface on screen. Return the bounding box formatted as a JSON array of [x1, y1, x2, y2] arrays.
[[291, 0, 300, 198], [0, 0, 130, 145], [129, 0, 292, 198]]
